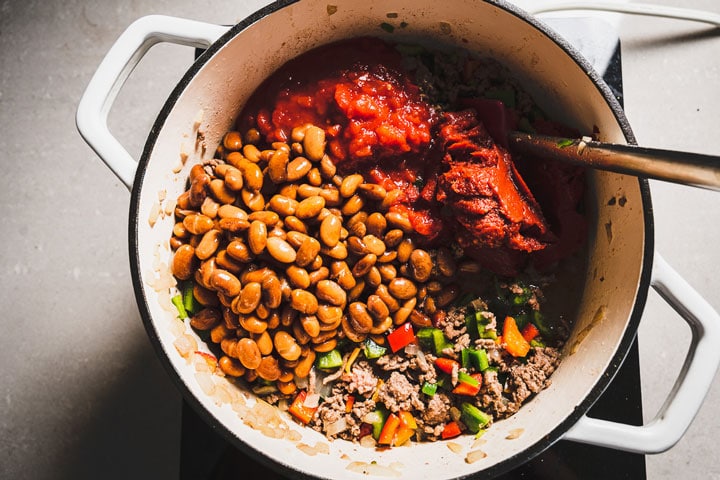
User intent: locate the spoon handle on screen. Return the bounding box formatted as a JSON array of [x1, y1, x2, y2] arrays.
[[508, 132, 720, 191]]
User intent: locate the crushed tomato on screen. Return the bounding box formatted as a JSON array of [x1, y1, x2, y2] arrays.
[[238, 37, 587, 276]]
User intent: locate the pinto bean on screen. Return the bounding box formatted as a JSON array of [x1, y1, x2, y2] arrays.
[[303, 125, 326, 161], [256, 355, 281, 381], [254, 330, 274, 356], [340, 174, 364, 198], [319, 214, 342, 248], [219, 356, 246, 377], [296, 195, 325, 219], [226, 239, 253, 263], [266, 237, 297, 263], [290, 289, 319, 314], [317, 304, 343, 325], [268, 194, 297, 217], [352, 253, 377, 277], [183, 214, 213, 235], [362, 235, 386, 256], [286, 265, 311, 289], [348, 302, 373, 334], [308, 266, 329, 286], [388, 277, 418, 300], [315, 279, 346, 306], [365, 212, 387, 237], [247, 220, 267, 255], [367, 294, 390, 321], [209, 269, 242, 297], [300, 315, 321, 338], [209, 178, 236, 204], [286, 157, 313, 182], [239, 314, 267, 334], [375, 284, 400, 312], [274, 331, 302, 361], [293, 349, 316, 378], [189, 307, 221, 330], [409, 248, 433, 282], [267, 149, 289, 184], [195, 229, 222, 260], [171, 244, 197, 280], [295, 236, 321, 267], [233, 282, 262, 315]]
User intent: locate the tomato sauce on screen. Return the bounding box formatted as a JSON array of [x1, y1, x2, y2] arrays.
[[238, 37, 585, 275]]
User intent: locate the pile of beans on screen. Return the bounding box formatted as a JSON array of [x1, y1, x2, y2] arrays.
[[170, 123, 476, 396]]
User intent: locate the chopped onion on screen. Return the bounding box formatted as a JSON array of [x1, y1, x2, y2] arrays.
[[325, 417, 347, 436], [295, 375, 309, 390], [312, 368, 333, 398], [194, 371, 216, 396], [405, 343, 429, 370], [304, 392, 321, 408], [346, 461, 401, 477], [359, 435, 376, 448], [506, 428, 524, 440], [465, 449, 488, 464], [363, 411, 382, 425], [446, 442, 463, 454]]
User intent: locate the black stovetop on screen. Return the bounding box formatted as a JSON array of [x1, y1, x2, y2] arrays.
[[179, 17, 646, 480]]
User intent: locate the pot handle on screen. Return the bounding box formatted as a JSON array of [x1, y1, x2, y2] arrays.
[[563, 252, 720, 453], [76, 15, 230, 190]]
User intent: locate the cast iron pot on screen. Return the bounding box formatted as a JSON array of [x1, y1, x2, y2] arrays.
[[77, 1, 720, 478]]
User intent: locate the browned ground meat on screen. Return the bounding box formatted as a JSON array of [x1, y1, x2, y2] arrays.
[[379, 372, 425, 413], [344, 361, 377, 396]]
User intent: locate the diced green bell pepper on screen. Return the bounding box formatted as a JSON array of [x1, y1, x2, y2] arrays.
[[182, 281, 198, 315], [457, 371, 480, 387], [171, 294, 188, 319], [421, 381, 438, 396], [371, 408, 388, 440], [316, 349, 343, 370], [417, 327, 453, 355], [364, 338, 387, 359], [460, 402, 491, 434], [462, 347, 489, 372]]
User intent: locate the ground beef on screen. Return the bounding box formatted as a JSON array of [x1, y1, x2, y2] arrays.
[[376, 353, 411, 372], [506, 347, 561, 406], [422, 392, 452, 426], [343, 360, 378, 396], [478, 346, 561, 418], [378, 372, 425, 413]]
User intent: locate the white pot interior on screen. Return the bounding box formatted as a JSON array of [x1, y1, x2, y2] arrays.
[[132, 0, 648, 478]]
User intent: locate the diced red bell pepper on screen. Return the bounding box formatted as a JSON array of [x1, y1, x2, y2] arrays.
[[503, 316, 531, 357], [452, 372, 483, 396], [434, 357, 459, 375], [377, 413, 401, 445], [393, 426, 415, 446], [288, 390, 318, 425], [398, 410, 418, 430], [521, 322, 540, 342], [345, 395, 356, 413], [387, 322, 416, 353], [441, 421, 462, 440]]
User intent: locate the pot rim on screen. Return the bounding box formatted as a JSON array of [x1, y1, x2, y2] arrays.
[[128, 0, 655, 477]]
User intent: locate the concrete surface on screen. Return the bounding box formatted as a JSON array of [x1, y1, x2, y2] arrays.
[[0, 0, 718, 478]]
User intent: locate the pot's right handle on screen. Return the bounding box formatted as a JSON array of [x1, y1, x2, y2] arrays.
[[563, 252, 720, 453], [76, 15, 230, 190]]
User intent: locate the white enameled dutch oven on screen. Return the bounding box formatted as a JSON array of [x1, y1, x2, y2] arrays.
[[76, 1, 720, 478]]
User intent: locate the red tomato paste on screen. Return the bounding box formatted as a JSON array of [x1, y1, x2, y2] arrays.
[[239, 37, 585, 275]]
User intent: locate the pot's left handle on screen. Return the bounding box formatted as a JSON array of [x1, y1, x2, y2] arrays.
[[563, 252, 720, 453], [76, 15, 230, 190]]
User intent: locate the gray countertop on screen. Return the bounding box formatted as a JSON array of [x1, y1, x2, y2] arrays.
[[1, 0, 718, 478]]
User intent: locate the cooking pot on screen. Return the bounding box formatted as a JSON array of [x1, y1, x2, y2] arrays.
[[76, 1, 720, 478]]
